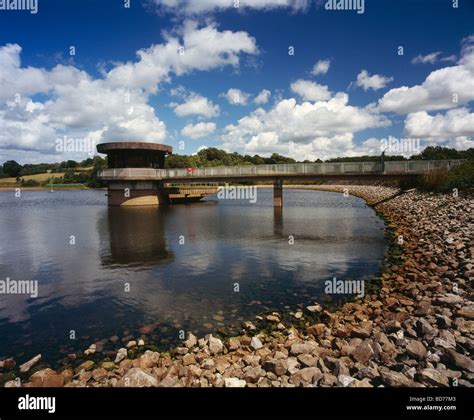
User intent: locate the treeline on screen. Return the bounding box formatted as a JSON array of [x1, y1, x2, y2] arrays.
[[0, 158, 100, 178], [165, 146, 474, 168], [1, 157, 107, 188], [1, 146, 472, 189]]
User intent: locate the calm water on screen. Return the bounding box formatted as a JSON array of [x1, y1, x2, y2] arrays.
[[0, 189, 386, 365]]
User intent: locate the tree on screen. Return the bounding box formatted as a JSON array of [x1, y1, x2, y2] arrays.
[[3, 160, 22, 177]]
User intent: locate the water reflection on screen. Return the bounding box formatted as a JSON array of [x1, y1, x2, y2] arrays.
[[100, 207, 173, 267], [0, 189, 387, 364]]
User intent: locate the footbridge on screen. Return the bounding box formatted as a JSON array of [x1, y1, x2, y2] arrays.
[[98, 159, 462, 207]]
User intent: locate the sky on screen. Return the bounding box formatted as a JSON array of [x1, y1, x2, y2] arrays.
[[0, 0, 474, 164]]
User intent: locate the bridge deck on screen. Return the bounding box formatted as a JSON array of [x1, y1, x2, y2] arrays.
[[98, 160, 462, 181]]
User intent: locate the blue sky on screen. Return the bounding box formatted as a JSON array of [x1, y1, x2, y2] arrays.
[[1, 0, 474, 163]]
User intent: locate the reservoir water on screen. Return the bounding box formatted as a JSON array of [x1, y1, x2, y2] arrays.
[[0, 188, 387, 365]]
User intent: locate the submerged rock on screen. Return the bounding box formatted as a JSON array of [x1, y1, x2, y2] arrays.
[[19, 354, 41, 373]]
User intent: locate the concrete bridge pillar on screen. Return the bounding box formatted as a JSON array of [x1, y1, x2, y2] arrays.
[[273, 179, 283, 207], [106, 181, 171, 206]]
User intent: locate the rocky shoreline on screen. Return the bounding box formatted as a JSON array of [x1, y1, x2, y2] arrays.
[[2, 185, 473, 388]]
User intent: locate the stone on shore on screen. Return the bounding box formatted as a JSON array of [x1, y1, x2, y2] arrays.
[[114, 348, 128, 363], [225, 377, 246, 387], [250, 336, 263, 351], [208, 336, 224, 355], [117, 368, 158, 387], [19, 354, 41, 373]]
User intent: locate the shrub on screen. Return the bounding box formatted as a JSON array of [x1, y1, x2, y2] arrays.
[[417, 161, 474, 193], [22, 179, 41, 187]]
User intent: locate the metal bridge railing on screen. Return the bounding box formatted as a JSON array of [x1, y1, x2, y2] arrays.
[[98, 160, 463, 180]]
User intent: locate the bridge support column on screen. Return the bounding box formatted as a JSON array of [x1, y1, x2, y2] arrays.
[[273, 179, 283, 207], [106, 181, 171, 206]]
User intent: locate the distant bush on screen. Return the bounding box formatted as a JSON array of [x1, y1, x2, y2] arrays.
[[22, 179, 41, 187], [417, 161, 474, 193]]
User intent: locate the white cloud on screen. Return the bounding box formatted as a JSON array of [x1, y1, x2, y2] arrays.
[[172, 94, 220, 117], [311, 59, 330, 76], [412, 52, 441, 65], [181, 122, 216, 139], [379, 37, 474, 114], [405, 108, 474, 141], [253, 89, 271, 104], [106, 21, 258, 94], [0, 22, 257, 156], [290, 79, 331, 101], [222, 88, 251, 106], [355, 70, 393, 91], [220, 92, 390, 161], [412, 52, 457, 65], [151, 0, 311, 15]]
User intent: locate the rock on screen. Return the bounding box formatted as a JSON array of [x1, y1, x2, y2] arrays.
[[380, 369, 415, 387], [91, 368, 107, 381], [4, 380, 20, 388], [84, 344, 96, 356], [184, 333, 197, 348], [126, 340, 137, 349], [290, 342, 317, 355], [101, 361, 116, 371], [182, 354, 196, 366], [290, 367, 322, 386], [76, 360, 95, 372], [297, 354, 317, 368], [266, 315, 280, 322], [19, 354, 41, 373], [202, 359, 215, 370], [442, 349, 474, 372], [117, 368, 158, 387], [227, 337, 240, 351], [242, 321, 256, 331], [208, 336, 224, 355], [294, 311, 303, 319], [224, 377, 246, 388], [0, 358, 16, 369], [306, 304, 322, 313], [244, 366, 266, 383], [419, 368, 449, 387], [61, 369, 73, 384], [457, 308, 474, 319], [250, 336, 263, 351], [114, 348, 128, 363], [435, 294, 463, 305], [138, 324, 155, 334], [175, 347, 188, 355], [262, 359, 288, 376], [406, 340, 427, 360], [138, 351, 159, 369], [306, 324, 326, 337], [351, 321, 373, 338], [385, 320, 401, 333], [351, 340, 375, 364], [286, 357, 300, 375], [433, 330, 456, 350], [138, 339, 145, 346], [29, 368, 64, 387], [338, 374, 356, 387], [110, 335, 119, 342]]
